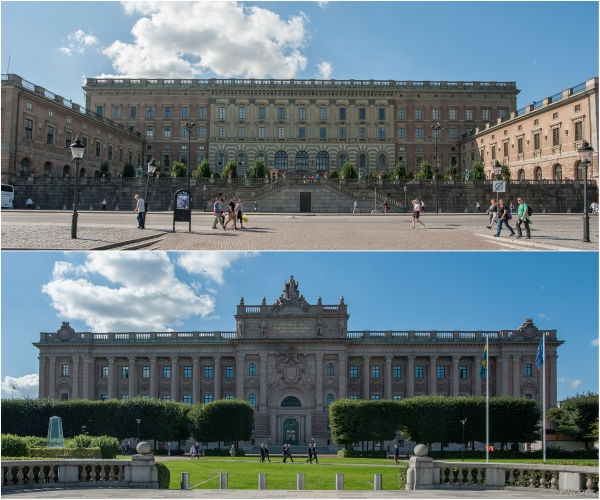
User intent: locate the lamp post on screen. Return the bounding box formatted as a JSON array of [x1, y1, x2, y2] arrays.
[[145, 159, 158, 226], [12, 384, 17, 399], [492, 159, 502, 180], [403, 185, 407, 209], [136, 418, 141, 442], [182, 122, 195, 195], [203, 185, 207, 212], [460, 418, 467, 462], [430, 122, 445, 214], [578, 140, 594, 242], [69, 138, 85, 238]]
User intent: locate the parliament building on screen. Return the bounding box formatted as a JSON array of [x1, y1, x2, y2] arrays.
[[35, 277, 562, 450]]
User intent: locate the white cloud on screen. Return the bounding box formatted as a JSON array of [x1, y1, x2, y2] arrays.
[[1, 374, 39, 398], [540, 286, 545, 290], [591, 338, 599, 346], [558, 377, 582, 389], [316, 61, 333, 79], [99, 2, 309, 78], [42, 253, 215, 332], [176, 252, 256, 284], [317, 1, 329, 8], [59, 29, 99, 56], [538, 313, 551, 320]]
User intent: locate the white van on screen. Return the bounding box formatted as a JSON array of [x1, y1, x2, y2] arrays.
[[1, 184, 14, 208]]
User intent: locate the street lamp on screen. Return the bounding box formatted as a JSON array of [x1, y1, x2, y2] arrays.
[[12, 384, 17, 399], [492, 160, 502, 180], [203, 185, 207, 212], [430, 122, 446, 215], [69, 138, 85, 238], [136, 418, 141, 443], [403, 185, 408, 209], [182, 122, 196, 196], [460, 418, 467, 462], [578, 140, 594, 242], [145, 159, 158, 226]]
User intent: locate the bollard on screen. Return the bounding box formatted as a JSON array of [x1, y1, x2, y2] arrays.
[[335, 473, 344, 490], [115, 205, 119, 211], [297, 473, 305, 490], [63, 204, 68, 210], [374, 474, 382, 490], [258, 473, 267, 490], [181, 472, 190, 490], [219, 472, 228, 489]]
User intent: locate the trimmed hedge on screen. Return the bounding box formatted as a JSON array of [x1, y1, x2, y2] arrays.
[[22, 436, 47, 448], [203, 447, 246, 457], [1, 434, 29, 457], [398, 466, 408, 489], [29, 447, 101, 458], [91, 436, 120, 459], [337, 449, 387, 459], [155, 462, 170, 489]]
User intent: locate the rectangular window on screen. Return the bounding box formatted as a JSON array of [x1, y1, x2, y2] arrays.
[[46, 126, 54, 145], [299, 108, 306, 120], [258, 107, 266, 120], [164, 126, 171, 138], [278, 127, 285, 139], [398, 108, 405, 120], [359, 127, 366, 139], [100, 395, 108, 401], [349, 394, 358, 399], [225, 395, 234, 400], [491, 146, 496, 160], [199, 107, 206, 119], [415, 108, 423, 120], [225, 366, 234, 378], [437, 366, 446, 378], [129, 126, 137, 133], [319, 108, 327, 120], [181, 127, 189, 138], [183, 366, 192, 378], [518, 137, 524, 154], [113, 106, 121, 119], [142, 366, 150, 378], [378, 127, 385, 139], [239, 127, 246, 139], [449, 109, 457, 121], [298, 127, 306, 139], [319, 127, 326, 139], [466, 109, 473, 121], [482, 109, 490, 121], [204, 395, 213, 403], [416, 127, 423, 139], [198, 126, 206, 138], [96, 106, 103, 117], [27, 102, 33, 110], [398, 127, 405, 139], [339, 127, 346, 139], [393, 395, 402, 401], [450, 128, 457, 140], [161, 395, 171, 401], [499, 108, 507, 118], [219, 107, 226, 119], [164, 106, 171, 119], [147, 106, 154, 118], [393, 366, 402, 378], [101, 366, 109, 378], [339, 108, 347, 120], [524, 363, 532, 377], [205, 366, 213, 378], [65, 131, 72, 148], [415, 366, 424, 378], [146, 126, 154, 138], [278, 107, 286, 120], [552, 128, 560, 146], [432, 109, 439, 120], [130, 106, 137, 118], [25, 119, 33, 139], [503, 142, 509, 157], [219, 126, 226, 139], [181, 106, 189, 119], [459, 366, 468, 378], [350, 366, 358, 378], [121, 366, 129, 379], [258, 127, 265, 139], [108, 146, 113, 160], [121, 395, 128, 399], [183, 395, 192, 404], [575, 122, 583, 141], [359, 108, 366, 120], [61, 364, 69, 377], [371, 395, 381, 400], [525, 394, 533, 399], [163, 366, 171, 378], [378, 108, 385, 120], [239, 107, 246, 119], [371, 366, 380, 378], [82, 137, 87, 149], [534, 133, 541, 151]]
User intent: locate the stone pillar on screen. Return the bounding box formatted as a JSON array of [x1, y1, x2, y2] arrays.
[[214, 356, 221, 400], [407, 356, 415, 398], [384, 356, 393, 400], [150, 357, 158, 399], [48, 356, 56, 399], [236, 353, 245, 399], [499, 355, 509, 396], [473, 357, 482, 397], [38, 356, 46, 398], [338, 354, 347, 399], [549, 353, 558, 408], [82, 356, 92, 400], [108, 357, 116, 399], [171, 356, 178, 402], [452, 356, 460, 397], [428, 356, 437, 396], [315, 354, 323, 407], [259, 354, 268, 406], [72, 356, 80, 399], [362, 356, 370, 399], [512, 355, 521, 398], [129, 356, 137, 398], [192, 356, 200, 403]]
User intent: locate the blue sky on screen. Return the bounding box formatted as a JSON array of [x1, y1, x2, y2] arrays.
[[1, 1, 598, 109], [1, 251, 598, 401]]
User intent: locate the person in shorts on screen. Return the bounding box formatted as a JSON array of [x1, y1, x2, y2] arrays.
[[411, 199, 425, 228], [235, 198, 245, 229], [224, 195, 237, 229]]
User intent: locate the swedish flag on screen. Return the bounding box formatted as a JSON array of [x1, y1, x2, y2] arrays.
[[479, 342, 488, 378]]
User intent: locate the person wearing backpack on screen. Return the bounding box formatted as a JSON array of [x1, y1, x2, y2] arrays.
[[212, 197, 225, 230], [516, 196, 532, 239], [494, 199, 515, 238]]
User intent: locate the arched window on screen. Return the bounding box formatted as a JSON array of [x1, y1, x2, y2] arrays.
[[257, 153, 265, 164], [327, 394, 334, 407], [20, 158, 30, 177], [79, 167, 86, 177], [281, 396, 302, 407], [295, 151, 308, 171], [339, 153, 347, 168], [217, 153, 225, 172], [275, 151, 288, 170], [249, 363, 256, 376], [43, 162, 52, 177], [316, 151, 329, 171], [518, 169, 525, 180], [535, 167, 542, 180], [249, 394, 256, 407], [327, 363, 334, 375], [237, 153, 245, 169], [359, 154, 367, 169], [379, 154, 386, 170], [554, 164, 562, 180]]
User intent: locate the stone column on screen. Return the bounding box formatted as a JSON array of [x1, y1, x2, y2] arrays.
[[150, 357, 158, 399], [214, 356, 221, 400], [108, 357, 116, 399], [549, 353, 558, 408], [48, 356, 56, 399], [38, 356, 46, 398], [407, 356, 415, 398], [72, 356, 80, 399], [452, 356, 460, 397], [473, 356, 482, 397], [512, 355, 521, 398], [362, 356, 370, 399], [338, 354, 347, 399], [236, 353, 245, 399], [171, 356, 178, 402], [315, 354, 323, 407], [82, 356, 92, 400], [192, 356, 200, 403], [259, 354, 268, 406], [384, 356, 393, 400], [499, 355, 509, 396], [428, 356, 437, 396]]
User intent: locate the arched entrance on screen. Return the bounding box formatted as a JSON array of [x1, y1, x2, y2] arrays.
[[283, 419, 299, 445]]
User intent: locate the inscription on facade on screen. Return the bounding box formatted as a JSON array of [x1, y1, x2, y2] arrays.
[[274, 321, 310, 336]]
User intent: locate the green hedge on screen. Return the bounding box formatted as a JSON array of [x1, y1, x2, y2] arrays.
[[29, 447, 101, 458], [398, 466, 408, 489], [22, 436, 47, 448], [427, 448, 599, 460], [155, 462, 170, 489], [203, 447, 246, 457], [1, 434, 29, 457], [337, 449, 387, 459], [91, 436, 120, 459]]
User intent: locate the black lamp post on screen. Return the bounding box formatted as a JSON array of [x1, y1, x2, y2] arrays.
[[203, 185, 207, 212], [182, 122, 195, 196], [578, 140, 594, 242], [70, 138, 85, 238], [431, 122, 445, 214], [136, 418, 141, 442], [145, 159, 158, 225], [460, 418, 467, 462], [492, 159, 502, 180], [403, 185, 407, 209]]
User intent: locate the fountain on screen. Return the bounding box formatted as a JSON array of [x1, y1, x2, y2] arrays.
[[47, 416, 64, 448]]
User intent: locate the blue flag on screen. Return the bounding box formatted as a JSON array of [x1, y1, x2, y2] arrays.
[[479, 342, 488, 378], [535, 337, 544, 370]]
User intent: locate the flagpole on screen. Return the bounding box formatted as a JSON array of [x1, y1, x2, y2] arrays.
[[486, 333, 489, 464], [542, 333, 546, 464]]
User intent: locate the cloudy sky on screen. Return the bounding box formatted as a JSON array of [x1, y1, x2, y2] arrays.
[[1, 251, 598, 401], [1, 1, 598, 109]]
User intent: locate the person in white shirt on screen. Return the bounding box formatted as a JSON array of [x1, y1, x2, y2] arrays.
[[132, 194, 145, 229], [411, 199, 425, 228], [353, 200, 359, 213]]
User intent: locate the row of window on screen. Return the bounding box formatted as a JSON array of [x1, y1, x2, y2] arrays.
[[146, 125, 205, 139], [98, 364, 233, 379], [215, 125, 388, 141], [398, 127, 458, 140]]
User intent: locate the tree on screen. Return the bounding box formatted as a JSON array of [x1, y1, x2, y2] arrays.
[[339, 162, 358, 179], [171, 162, 187, 178], [189, 399, 254, 447], [329, 399, 363, 448], [194, 160, 212, 179], [501, 163, 512, 181], [391, 162, 407, 180], [223, 159, 238, 178], [100, 162, 109, 175], [329, 171, 339, 179], [122, 162, 135, 178], [471, 161, 486, 180], [444, 164, 459, 179], [250, 160, 266, 179], [547, 392, 599, 449], [416, 161, 434, 180]]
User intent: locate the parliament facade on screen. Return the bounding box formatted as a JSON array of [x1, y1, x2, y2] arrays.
[[35, 277, 562, 449]]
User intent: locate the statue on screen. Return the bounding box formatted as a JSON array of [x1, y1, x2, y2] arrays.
[[260, 319, 268, 337], [339, 319, 346, 337], [135, 166, 144, 178], [358, 168, 366, 180], [245, 168, 252, 179], [237, 319, 244, 338]]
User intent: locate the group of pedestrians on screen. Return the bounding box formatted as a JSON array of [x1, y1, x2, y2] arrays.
[[305, 443, 319, 464], [259, 443, 271, 462], [120, 441, 132, 455], [213, 196, 246, 230], [190, 442, 201, 459], [485, 197, 532, 238], [282, 443, 294, 462]]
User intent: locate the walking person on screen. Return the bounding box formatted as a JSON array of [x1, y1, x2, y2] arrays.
[[194, 442, 200, 458], [264, 444, 271, 462], [510, 202, 515, 214], [282, 444, 287, 463], [383, 199, 389, 213], [475, 201, 481, 213], [393, 444, 401, 465], [121, 442, 126, 455], [259, 444, 265, 462], [312, 444, 319, 464], [494, 199, 515, 237], [126, 441, 131, 455], [229, 444, 235, 460], [353, 200, 360, 213], [516, 196, 532, 239], [286, 444, 294, 462], [219, 197, 226, 226], [420, 200, 425, 212], [306, 443, 313, 463], [26, 198, 34, 209], [190, 444, 197, 459], [101, 199, 107, 211], [235, 198, 245, 229], [411, 199, 425, 228], [485, 199, 498, 229], [132, 194, 145, 229], [212, 197, 225, 230], [223, 195, 236, 229]]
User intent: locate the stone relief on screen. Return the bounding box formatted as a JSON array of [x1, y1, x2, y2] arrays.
[[268, 347, 314, 391], [56, 322, 77, 341], [237, 319, 244, 338], [512, 318, 543, 339]]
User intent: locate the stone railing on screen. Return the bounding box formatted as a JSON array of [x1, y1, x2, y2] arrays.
[[1, 454, 158, 490]]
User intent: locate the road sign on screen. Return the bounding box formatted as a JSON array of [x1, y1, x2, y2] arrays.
[[493, 181, 506, 193]]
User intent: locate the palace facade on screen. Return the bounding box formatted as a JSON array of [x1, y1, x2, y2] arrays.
[[35, 277, 562, 449]]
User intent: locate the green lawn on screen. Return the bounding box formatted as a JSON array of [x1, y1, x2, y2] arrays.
[[163, 457, 405, 490]]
